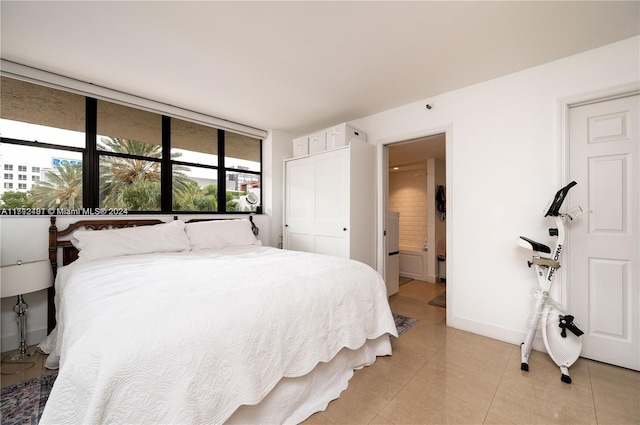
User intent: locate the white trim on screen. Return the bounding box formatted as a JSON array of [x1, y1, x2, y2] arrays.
[[0, 60, 268, 139]]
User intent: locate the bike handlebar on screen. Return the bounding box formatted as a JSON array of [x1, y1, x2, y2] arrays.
[[544, 181, 577, 217]]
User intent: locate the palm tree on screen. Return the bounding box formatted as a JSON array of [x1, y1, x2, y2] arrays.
[[98, 137, 194, 210], [173, 180, 216, 211], [99, 138, 162, 209], [30, 163, 82, 209], [26, 138, 212, 211], [121, 176, 161, 211]]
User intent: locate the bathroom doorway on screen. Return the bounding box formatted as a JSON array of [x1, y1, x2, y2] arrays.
[[384, 133, 446, 300]]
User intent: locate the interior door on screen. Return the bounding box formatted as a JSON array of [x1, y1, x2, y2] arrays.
[[568, 93, 639, 370], [284, 156, 315, 252], [313, 149, 349, 258]]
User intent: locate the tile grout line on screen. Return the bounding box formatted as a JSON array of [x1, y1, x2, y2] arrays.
[[586, 361, 601, 425], [369, 301, 451, 425], [482, 345, 518, 425], [369, 332, 440, 425]]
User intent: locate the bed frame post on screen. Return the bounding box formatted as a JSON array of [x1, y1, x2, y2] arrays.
[[48, 216, 58, 333]]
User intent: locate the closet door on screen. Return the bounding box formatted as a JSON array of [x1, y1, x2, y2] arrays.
[[313, 149, 349, 258], [284, 156, 315, 252]]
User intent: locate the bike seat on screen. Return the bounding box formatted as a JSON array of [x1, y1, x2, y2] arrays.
[[518, 236, 551, 253]]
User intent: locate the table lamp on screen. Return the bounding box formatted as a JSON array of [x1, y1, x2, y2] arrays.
[[1, 259, 53, 371]]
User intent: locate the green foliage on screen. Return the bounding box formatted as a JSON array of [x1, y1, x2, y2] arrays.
[[226, 191, 239, 212], [121, 177, 161, 211], [0, 191, 34, 208], [97, 137, 203, 211], [98, 137, 163, 209], [20, 138, 232, 212], [30, 163, 83, 209], [202, 184, 217, 198], [172, 181, 217, 212]]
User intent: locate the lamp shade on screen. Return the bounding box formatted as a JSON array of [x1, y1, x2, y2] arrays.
[[1, 260, 53, 298]]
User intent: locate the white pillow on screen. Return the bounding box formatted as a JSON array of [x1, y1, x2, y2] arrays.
[[185, 219, 259, 251], [73, 220, 191, 261]]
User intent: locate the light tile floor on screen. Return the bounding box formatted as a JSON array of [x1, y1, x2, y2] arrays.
[[303, 280, 640, 425], [1, 280, 638, 424]]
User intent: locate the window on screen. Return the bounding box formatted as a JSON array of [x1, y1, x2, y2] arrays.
[[3, 173, 13, 180], [18, 174, 26, 181], [1, 76, 85, 209], [224, 132, 261, 212], [169, 121, 262, 212], [4, 164, 13, 171], [97, 100, 162, 211], [171, 118, 218, 212], [1, 77, 85, 148], [4, 183, 13, 189], [0, 77, 262, 213]]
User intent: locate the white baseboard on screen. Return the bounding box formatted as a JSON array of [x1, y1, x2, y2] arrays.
[[426, 273, 438, 283], [448, 313, 547, 353]]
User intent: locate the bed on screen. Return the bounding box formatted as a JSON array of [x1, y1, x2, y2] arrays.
[[38, 216, 397, 424]]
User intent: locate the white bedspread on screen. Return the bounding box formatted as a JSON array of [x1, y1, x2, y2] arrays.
[[39, 246, 396, 424]]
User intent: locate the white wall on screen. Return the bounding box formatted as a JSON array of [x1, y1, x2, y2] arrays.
[[352, 36, 639, 347], [262, 130, 294, 248]]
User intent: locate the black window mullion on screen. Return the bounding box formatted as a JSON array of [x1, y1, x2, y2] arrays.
[[217, 129, 225, 212], [84, 98, 98, 208], [161, 116, 172, 211], [258, 140, 263, 214]]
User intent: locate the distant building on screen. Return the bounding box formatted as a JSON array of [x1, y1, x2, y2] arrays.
[[0, 156, 78, 196]]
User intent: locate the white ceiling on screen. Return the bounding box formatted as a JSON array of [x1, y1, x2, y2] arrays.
[[1, 1, 638, 137]]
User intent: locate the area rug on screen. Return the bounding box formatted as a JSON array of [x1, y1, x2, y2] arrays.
[[390, 313, 419, 342], [428, 291, 446, 308], [0, 371, 57, 425]]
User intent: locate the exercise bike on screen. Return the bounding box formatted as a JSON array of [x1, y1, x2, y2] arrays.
[[517, 181, 586, 384]]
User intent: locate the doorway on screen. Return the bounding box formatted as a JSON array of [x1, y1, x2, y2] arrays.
[[383, 133, 446, 300]]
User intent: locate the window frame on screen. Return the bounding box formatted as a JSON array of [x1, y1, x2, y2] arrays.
[[1, 92, 263, 214]]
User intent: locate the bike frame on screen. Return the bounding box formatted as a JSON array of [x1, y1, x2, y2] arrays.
[[519, 181, 584, 384], [520, 214, 565, 365]]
